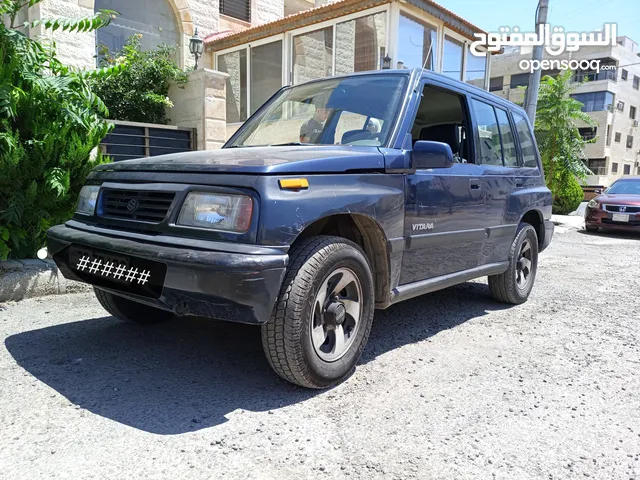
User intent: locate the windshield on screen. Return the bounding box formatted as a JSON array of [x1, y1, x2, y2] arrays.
[[227, 74, 408, 148], [606, 180, 640, 195]]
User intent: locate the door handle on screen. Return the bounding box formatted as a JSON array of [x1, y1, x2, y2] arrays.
[[469, 179, 481, 190], [515, 178, 524, 188]]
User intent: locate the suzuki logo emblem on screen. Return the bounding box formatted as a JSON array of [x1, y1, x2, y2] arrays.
[[126, 198, 139, 212], [619, 206, 627, 212]]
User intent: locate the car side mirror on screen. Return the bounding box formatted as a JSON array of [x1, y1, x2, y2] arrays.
[[412, 140, 454, 169], [594, 188, 602, 194]]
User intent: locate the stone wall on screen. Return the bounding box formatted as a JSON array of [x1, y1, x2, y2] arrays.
[[166, 68, 228, 150]]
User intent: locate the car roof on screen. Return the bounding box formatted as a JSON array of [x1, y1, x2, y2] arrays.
[[612, 176, 640, 182]]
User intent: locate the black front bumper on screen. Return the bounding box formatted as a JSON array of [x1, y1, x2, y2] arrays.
[[47, 224, 288, 324]]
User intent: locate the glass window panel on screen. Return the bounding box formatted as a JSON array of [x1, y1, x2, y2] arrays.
[[293, 27, 333, 84], [335, 12, 387, 75], [465, 45, 486, 89], [250, 41, 282, 114], [512, 112, 537, 167], [472, 100, 502, 165], [570, 91, 614, 112], [495, 108, 518, 167], [443, 35, 463, 80], [96, 0, 179, 56], [218, 49, 248, 122], [397, 14, 437, 70]]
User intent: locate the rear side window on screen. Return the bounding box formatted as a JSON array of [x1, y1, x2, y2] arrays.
[[512, 112, 538, 167], [495, 108, 519, 167], [471, 99, 503, 165]]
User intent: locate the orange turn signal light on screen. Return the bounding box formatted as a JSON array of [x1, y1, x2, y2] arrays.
[[279, 178, 309, 190]]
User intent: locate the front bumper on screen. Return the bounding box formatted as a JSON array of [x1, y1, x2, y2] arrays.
[[46, 224, 288, 324], [585, 207, 640, 232]]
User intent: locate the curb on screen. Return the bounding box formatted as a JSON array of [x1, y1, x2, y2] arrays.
[[0, 259, 90, 303]]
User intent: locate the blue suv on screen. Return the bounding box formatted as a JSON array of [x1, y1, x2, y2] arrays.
[[47, 69, 554, 388]]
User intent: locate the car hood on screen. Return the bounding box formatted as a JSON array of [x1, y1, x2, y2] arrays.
[[95, 146, 385, 174], [596, 194, 640, 205]]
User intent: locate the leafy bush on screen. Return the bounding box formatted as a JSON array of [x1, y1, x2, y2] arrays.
[[552, 174, 584, 214], [90, 35, 188, 124], [0, 0, 118, 259]]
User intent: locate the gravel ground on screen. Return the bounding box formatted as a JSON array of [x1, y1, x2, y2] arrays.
[[1, 228, 639, 480]]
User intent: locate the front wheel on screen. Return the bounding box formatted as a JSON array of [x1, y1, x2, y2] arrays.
[[261, 236, 375, 389], [488, 223, 539, 305], [585, 224, 599, 233]]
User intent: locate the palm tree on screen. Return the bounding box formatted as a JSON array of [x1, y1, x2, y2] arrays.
[[534, 70, 597, 194]]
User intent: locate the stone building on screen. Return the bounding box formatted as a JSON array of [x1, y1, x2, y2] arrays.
[[17, 0, 491, 150], [490, 35, 640, 187]]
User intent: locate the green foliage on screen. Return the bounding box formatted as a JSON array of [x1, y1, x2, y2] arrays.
[[90, 35, 188, 124], [551, 173, 584, 214], [534, 70, 596, 205], [0, 0, 116, 259]]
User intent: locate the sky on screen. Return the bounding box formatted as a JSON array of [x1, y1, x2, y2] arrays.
[[435, 0, 639, 41]]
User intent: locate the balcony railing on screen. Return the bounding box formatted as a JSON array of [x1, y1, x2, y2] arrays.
[[574, 70, 617, 83], [588, 166, 608, 175]]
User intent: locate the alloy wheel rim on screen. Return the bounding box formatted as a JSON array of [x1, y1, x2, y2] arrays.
[[311, 267, 363, 362], [515, 239, 533, 290]]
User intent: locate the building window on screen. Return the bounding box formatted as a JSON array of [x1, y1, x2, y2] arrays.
[[606, 124, 611, 146], [442, 35, 463, 80], [626, 135, 634, 149], [615, 132, 621, 142], [397, 14, 437, 71], [218, 49, 248, 122], [335, 12, 387, 75], [570, 91, 614, 112], [617, 101, 625, 112], [489, 76, 503, 92], [588, 158, 606, 175], [578, 127, 597, 141], [621, 69, 628, 81], [510, 73, 530, 88], [630, 105, 637, 120], [293, 27, 334, 85], [95, 0, 179, 56], [624, 164, 631, 175], [220, 0, 251, 22], [250, 41, 282, 115], [612, 162, 618, 173], [465, 44, 487, 88], [634, 75, 640, 90]]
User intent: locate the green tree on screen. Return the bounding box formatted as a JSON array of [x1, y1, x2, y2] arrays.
[[534, 70, 597, 214], [90, 35, 188, 124], [0, 0, 121, 259]]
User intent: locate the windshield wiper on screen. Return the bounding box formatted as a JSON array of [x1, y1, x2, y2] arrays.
[[269, 142, 314, 146]]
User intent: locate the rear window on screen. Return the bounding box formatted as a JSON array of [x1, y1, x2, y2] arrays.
[[512, 112, 538, 167]]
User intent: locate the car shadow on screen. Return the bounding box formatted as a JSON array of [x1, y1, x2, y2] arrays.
[[577, 229, 640, 240], [5, 281, 508, 434]]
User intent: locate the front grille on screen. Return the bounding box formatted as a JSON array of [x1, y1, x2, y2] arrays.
[[604, 204, 640, 213], [100, 189, 175, 223]]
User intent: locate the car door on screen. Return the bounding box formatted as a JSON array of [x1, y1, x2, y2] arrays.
[[468, 98, 526, 264], [400, 81, 489, 285]]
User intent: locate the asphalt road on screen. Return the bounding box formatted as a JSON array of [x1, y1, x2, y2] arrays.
[[1, 228, 639, 479]]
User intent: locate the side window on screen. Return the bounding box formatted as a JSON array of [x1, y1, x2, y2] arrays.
[[410, 84, 472, 164], [471, 99, 502, 165], [495, 108, 519, 167], [512, 112, 538, 167]]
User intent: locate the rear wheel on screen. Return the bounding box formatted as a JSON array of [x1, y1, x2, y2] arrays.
[[261, 236, 375, 389], [488, 223, 539, 305], [94, 288, 174, 324]]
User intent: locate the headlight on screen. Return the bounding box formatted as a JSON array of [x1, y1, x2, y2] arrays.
[[177, 192, 253, 232], [76, 185, 100, 216], [587, 199, 600, 209]]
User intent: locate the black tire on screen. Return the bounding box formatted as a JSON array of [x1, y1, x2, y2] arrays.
[[94, 287, 174, 324], [261, 236, 375, 389], [585, 224, 599, 233], [488, 223, 539, 305]]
